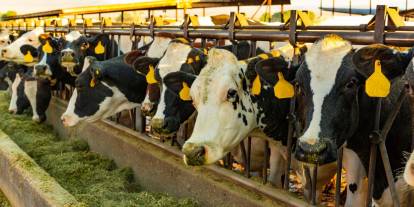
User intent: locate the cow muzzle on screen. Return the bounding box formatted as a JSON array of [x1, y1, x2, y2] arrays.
[[151, 117, 180, 136], [183, 143, 206, 166], [294, 138, 337, 165], [34, 64, 51, 78], [140, 102, 155, 117]]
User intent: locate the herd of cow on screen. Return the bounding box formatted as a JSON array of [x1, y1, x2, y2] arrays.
[[1, 27, 414, 206]]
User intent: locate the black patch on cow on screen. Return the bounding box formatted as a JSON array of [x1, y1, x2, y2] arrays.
[[349, 183, 357, 194], [238, 113, 241, 118], [242, 114, 248, 126]]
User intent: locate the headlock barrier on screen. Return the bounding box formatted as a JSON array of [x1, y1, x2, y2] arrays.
[[2, 4, 414, 207]]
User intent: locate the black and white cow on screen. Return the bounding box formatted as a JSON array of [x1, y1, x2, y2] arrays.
[[293, 34, 414, 206], [60, 31, 117, 76], [61, 53, 147, 127], [1, 27, 44, 62], [0, 61, 23, 91]]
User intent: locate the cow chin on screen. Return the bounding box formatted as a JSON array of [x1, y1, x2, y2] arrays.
[[295, 137, 337, 165], [61, 113, 83, 127]]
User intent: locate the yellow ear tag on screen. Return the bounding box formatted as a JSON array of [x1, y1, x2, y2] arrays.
[[187, 58, 194, 64], [274, 72, 294, 99], [365, 60, 390, 97], [42, 41, 53, 54], [90, 78, 96, 88], [94, 41, 105, 54], [251, 75, 261, 95], [24, 51, 34, 63], [146, 65, 158, 84], [179, 82, 191, 101]]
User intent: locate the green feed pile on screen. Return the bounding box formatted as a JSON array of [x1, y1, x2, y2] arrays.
[[0, 190, 11, 207], [0, 92, 197, 207]]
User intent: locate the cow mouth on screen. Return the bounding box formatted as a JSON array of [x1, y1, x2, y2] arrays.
[[294, 138, 337, 165], [183, 144, 206, 166]]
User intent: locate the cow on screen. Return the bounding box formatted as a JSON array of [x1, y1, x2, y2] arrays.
[[0, 61, 24, 92], [60, 53, 147, 127], [1, 27, 44, 62], [163, 47, 336, 202], [60, 32, 118, 76], [292, 34, 414, 206]]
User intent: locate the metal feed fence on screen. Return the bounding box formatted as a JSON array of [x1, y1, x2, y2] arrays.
[[2, 4, 414, 207]]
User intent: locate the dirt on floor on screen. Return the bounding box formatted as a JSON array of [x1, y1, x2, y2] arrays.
[[0, 92, 198, 207]]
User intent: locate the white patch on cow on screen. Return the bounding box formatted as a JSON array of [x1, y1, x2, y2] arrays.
[[343, 147, 368, 207], [82, 57, 92, 72], [299, 36, 352, 145], [183, 48, 258, 164], [65, 31, 82, 42], [1, 27, 44, 60], [23, 79, 40, 121], [9, 73, 21, 113], [62, 82, 138, 127], [404, 151, 414, 186], [152, 42, 192, 121], [146, 36, 172, 58]]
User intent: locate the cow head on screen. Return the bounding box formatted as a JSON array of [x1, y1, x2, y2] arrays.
[[149, 38, 207, 136], [1, 27, 43, 61], [60, 32, 109, 76], [0, 62, 21, 91], [125, 34, 175, 116], [294, 35, 413, 166], [61, 55, 146, 127], [33, 34, 65, 81]]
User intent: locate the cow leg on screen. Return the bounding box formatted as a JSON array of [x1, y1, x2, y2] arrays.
[[343, 147, 367, 207], [268, 141, 286, 188], [23, 80, 40, 121]]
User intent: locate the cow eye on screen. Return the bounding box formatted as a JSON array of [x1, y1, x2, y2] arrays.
[[28, 39, 33, 42], [227, 89, 238, 102], [0, 40, 4, 44], [345, 78, 358, 89]]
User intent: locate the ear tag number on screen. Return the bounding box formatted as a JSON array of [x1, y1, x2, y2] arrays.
[[24, 51, 34, 63], [42, 41, 53, 54], [179, 82, 191, 101], [274, 72, 294, 99], [94, 41, 105, 54], [146, 65, 158, 84], [365, 60, 390, 97], [251, 75, 261, 95]]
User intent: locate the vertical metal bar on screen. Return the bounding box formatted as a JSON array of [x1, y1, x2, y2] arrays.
[[284, 96, 296, 191], [246, 136, 251, 178], [311, 165, 318, 205], [320, 0, 323, 16], [289, 10, 297, 47], [369, 0, 372, 14], [379, 142, 400, 207], [250, 41, 257, 57], [332, 0, 335, 16], [349, 0, 352, 16], [121, 11, 124, 23], [335, 146, 344, 207], [262, 140, 269, 184], [366, 99, 382, 207], [374, 5, 386, 44], [239, 141, 248, 177]]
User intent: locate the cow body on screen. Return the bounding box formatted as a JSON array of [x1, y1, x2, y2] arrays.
[[293, 35, 414, 206]]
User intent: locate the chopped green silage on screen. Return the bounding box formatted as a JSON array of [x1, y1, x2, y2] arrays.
[[0, 190, 11, 207], [0, 92, 198, 207]]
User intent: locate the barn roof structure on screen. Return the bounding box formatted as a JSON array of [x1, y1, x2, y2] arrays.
[[4, 0, 291, 20]]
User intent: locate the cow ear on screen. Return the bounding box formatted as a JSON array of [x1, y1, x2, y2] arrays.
[[164, 71, 196, 101], [254, 58, 293, 99], [352, 44, 410, 80], [20, 45, 39, 62], [88, 34, 109, 55], [124, 50, 145, 65], [132, 56, 160, 75]]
